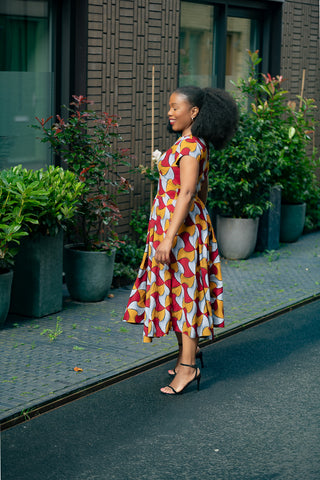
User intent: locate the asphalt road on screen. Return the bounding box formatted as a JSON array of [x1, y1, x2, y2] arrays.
[[2, 300, 320, 480]]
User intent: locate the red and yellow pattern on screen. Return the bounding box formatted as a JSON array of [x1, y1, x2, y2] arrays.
[[124, 135, 224, 342]]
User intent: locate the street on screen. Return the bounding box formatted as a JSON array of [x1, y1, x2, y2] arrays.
[[2, 300, 320, 480]]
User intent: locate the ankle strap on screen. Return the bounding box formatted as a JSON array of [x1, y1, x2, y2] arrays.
[[180, 363, 197, 369]]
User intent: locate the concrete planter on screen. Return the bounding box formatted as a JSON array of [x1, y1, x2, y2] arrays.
[[0, 270, 13, 328], [64, 244, 115, 302], [256, 186, 282, 252], [280, 203, 306, 243], [217, 215, 259, 260], [10, 230, 64, 318]]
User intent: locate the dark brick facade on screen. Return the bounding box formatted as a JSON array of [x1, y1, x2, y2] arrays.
[[87, 0, 180, 234], [281, 0, 320, 145], [87, 0, 319, 234]]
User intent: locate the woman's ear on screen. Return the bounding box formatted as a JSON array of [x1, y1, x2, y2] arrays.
[[191, 106, 199, 118]]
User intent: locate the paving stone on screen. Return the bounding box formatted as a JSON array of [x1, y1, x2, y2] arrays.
[[0, 232, 319, 422]]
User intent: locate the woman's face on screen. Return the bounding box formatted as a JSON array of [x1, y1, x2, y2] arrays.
[[168, 92, 198, 135]]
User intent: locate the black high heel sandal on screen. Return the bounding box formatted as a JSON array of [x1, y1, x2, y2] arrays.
[[168, 346, 204, 376], [196, 349, 204, 368], [161, 363, 201, 395]]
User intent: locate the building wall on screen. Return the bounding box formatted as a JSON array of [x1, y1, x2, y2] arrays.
[[87, 0, 180, 234], [281, 0, 320, 151], [86, 0, 320, 235]]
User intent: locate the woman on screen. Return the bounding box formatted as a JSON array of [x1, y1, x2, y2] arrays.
[[124, 86, 238, 394]]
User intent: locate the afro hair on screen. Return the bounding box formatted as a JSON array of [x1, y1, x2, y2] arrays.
[[173, 86, 239, 150]]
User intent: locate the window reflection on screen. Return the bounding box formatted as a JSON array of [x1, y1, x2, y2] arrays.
[[179, 2, 261, 94], [179, 3, 214, 88], [226, 17, 260, 95], [0, 0, 53, 169]]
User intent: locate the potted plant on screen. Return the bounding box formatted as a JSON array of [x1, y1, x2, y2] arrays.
[[207, 110, 273, 260], [276, 97, 319, 242], [9, 165, 83, 317], [252, 90, 319, 243], [0, 166, 47, 326], [34, 95, 132, 301], [231, 50, 319, 246], [230, 51, 288, 252]]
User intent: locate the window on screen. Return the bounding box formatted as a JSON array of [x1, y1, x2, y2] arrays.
[[179, 3, 215, 88], [226, 16, 261, 96], [179, 1, 281, 93], [0, 0, 53, 169]]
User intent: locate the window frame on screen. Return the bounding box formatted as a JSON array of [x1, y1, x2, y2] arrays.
[[179, 0, 283, 89]]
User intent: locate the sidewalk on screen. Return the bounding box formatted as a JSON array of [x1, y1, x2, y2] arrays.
[[1, 231, 320, 424]]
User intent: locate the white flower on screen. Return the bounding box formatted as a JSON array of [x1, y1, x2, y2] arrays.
[[152, 149, 162, 163]]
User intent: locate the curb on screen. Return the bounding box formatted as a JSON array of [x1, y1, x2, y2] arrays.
[[2, 292, 320, 432]]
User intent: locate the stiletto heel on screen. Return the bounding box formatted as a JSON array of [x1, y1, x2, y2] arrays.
[[161, 363, 201, 395], [196, 373, 201, 391], [196, 350, 204, 368]]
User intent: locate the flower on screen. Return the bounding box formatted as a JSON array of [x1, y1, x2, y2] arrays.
[[152, 149, 162, 164]]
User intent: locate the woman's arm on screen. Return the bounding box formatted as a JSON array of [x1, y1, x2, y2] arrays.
[[154, 155, 199, 265]]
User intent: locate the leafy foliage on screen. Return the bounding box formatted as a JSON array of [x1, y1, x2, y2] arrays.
[[276, 98, 319, 204], [136, 149, 161, 187], [129, 202, 150, 246], [303, 178, 320, 232], [40, 317, 63, 342], [33, 95, 133, 252], [26, 166, 84, 236], [209, 50, 319, 220], [208, 112, 272, 218], [0, 166, 45, 271], [0, 165, 82, 271], [113, 203, 150, 286], [237, 51, 319, 205]]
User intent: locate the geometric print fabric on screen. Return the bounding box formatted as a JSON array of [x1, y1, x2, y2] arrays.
[[124, 135, 224, 343]]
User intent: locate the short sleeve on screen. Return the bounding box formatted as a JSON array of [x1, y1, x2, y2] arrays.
[[175, 137, 203, 163]]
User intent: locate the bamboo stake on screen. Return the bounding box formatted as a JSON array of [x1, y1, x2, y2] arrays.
[[299, 68, 315, 149], [299, 68, 306, 109], [150, 65, 155, 209]]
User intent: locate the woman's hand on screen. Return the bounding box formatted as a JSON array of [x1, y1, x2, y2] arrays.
[[155, 236, 173, 265]]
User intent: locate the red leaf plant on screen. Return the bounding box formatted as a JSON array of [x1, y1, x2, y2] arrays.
[[34, 96, 133, 252]]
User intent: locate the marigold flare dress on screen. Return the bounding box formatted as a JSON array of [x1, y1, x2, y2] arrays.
[[124, 135, 224, 343]]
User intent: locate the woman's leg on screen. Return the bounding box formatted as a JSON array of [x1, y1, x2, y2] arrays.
[[161, 334, 199, 393], [168, 332, 202, 375], [168, 331, 182, 374]]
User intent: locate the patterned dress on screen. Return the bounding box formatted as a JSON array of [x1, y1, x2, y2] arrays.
[[124, 135, 224, 343]]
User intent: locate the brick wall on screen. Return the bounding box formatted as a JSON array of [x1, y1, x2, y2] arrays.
[[87, 0, 180, 234], [86, 0, 320, 236], [281, 0, 320, 152]]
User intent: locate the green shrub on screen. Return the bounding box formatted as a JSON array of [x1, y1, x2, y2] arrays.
[[33, 95, 132, 251], [113, 203, 150, 286], [0, 165, 83, 271]]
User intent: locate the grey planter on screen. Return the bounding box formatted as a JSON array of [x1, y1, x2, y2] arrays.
[[64, 244, 116, 302], [10, 230, 64, 317], [0, 270, 13, 328], [280, 203, 306, 243], [256, 186, 282, 252], [217, 216, 259, 260]]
